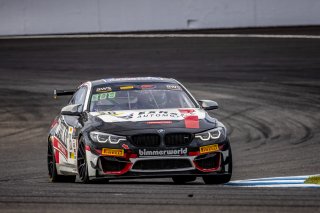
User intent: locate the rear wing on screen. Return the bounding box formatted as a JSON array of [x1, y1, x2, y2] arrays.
[[53, 89, 76, 99]]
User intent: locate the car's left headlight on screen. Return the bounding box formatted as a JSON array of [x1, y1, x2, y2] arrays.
[[90, 131, 127, 144], [195, 127, 226, 141]]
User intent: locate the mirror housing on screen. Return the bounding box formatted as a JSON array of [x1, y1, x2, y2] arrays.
[[198, 100, 218, 110], [61, 104, 82, 116]]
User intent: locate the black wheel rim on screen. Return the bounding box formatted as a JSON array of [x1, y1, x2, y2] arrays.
[[77, 141, 87, 180], [47, 142, 54, 178]]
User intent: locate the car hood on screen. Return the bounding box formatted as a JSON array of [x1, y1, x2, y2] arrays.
[[88, 108, 217, 134]]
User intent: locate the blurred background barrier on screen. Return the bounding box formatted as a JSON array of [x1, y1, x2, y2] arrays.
[[1, 0, 320, 36]]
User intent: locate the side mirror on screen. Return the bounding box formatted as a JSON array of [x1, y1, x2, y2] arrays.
[[198, 100, 218, 110], [61, 104, 82, 116]]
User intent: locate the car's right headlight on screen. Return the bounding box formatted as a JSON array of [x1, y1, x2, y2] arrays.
[[89, 131, 126, 144]]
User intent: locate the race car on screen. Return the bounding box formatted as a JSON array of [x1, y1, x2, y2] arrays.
[[47, 77, 232, 184]]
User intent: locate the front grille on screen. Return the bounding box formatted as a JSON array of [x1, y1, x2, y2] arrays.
[[132, 159, 192, 170], [131, 134, 160, 147], [99, 157, 128, 172], [165, 133, 193, 147]]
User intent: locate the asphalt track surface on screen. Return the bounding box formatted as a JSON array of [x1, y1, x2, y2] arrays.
[[0, 32, 320, 212]]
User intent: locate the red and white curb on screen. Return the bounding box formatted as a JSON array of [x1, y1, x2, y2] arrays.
[[226, 175, 320, 188]]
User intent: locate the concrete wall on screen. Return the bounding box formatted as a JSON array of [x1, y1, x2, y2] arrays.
[[1, 0, 320, 35]]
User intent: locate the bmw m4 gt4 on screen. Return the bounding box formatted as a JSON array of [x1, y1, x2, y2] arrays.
[[48, 77, 232, 184]]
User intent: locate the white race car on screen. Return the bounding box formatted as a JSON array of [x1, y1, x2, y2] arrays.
[[48, 77, 232, 184]]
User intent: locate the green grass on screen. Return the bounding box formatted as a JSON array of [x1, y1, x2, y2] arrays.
[[304, 176, 320, 184]]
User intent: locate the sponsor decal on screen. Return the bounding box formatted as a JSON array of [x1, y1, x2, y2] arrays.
[[108, 92, 116, 98], [108, 77, 163, 82], [184, 115, 199, 128], [116, 113, 134, 119], [72, 139, 77, 158], [146, 121, 172, 124], [103, 111, 134, 119], [120, 85, 134, 90], [179, 109, 195, 115], [95, 109, 205, 123], [72, 139, 77, 149], [102, 148, 124, 157], [166, 84, 181, 90], [54, 120, 77, 161], [92, 92, 116, 102], [55, 119, 69, 147], [91, 94, 99, 101], [67, 127, 76, 158], [96, 87, 112, 92], [53, 136, 68, 160], [199, 144, 219, 154], [140, 84, 155, 89], [70, 152, 75, 159], [137, 111, 180, 119], [179, 109, 199, 129], [103, 111, 122, 116], [139, 148, 188, 156]]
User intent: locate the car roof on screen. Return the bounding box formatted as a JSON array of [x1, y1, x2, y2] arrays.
[[90, 77, 178, 87]]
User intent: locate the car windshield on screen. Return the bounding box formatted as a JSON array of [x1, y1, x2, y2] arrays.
[[90, 83, 196, 112]]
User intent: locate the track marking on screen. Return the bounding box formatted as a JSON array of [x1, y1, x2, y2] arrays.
[[1, 34, 320, 40], [226, 174, 320, 188]]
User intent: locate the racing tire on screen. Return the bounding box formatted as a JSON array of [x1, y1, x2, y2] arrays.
[[172, 176, 197, 184], [47, 140, 76, 183], [202, 140, 232, 185], [77, 137, 90, 183]]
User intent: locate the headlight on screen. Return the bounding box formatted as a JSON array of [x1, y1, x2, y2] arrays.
[[90, 131, 126, 144], [195, 127, 225, 141]]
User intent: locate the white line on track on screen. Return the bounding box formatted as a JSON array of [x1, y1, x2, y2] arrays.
[[1, 34, 320, 39], [226, 174, 320, 188]]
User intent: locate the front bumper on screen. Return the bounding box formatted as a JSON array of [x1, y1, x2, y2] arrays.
[[86, 142, 231, 179]]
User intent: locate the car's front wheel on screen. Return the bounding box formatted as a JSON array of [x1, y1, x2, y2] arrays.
[[47, 140, 76, 183], [77, 137, 90, 183]]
